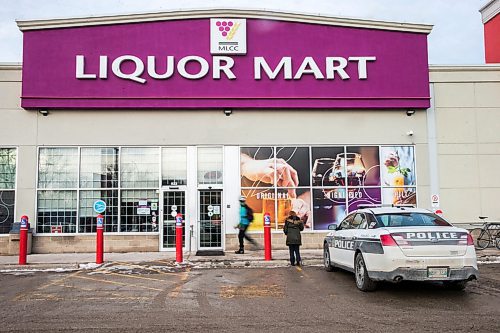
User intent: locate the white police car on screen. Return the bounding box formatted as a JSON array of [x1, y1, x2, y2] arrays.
[[323, 206, 479, 291]]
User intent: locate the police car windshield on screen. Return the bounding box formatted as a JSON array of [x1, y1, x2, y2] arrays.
[[374, 213, 451, 228]]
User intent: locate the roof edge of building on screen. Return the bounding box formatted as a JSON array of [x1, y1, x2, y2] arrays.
[[479, 0, 500, 24], [16, 8, 433, 34], [429, 64, 500, 83], [429, 64, 500, 72], [0, 63, 22, 70]]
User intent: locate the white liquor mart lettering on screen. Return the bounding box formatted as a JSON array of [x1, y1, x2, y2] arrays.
[[76, 55, 376, 84]]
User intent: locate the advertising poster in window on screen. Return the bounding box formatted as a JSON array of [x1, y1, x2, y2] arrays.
[[276, 147, 310, 187], [241, 147, 275, 188], [312, 188, 346, 230], [241, 145, 416, 232], [241, 147, 312, 230], [382, 187, 417, 206], [345, 146, 380, 186], [347, 187, 382, 211], [380, 146, 416, 186], [311, 146, 345, 187], [276, 188, 311, 229], [380, 146, 416, 205], [241, 188, 275, 231]]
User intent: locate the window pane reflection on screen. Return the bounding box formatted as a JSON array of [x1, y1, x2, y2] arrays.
[[120, 190, 158, 232], [79, 190, 119, 232], [0, 148, 16, 189], [37, 190, 77, 233], [38, 148, 78, 188], [121, 148, 159, 188], [80, 148, 119, 188], [198, 147, 223, 185], [162, 147, 187, 186]]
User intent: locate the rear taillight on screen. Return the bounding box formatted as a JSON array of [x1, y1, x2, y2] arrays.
[[467, 234, 474, 246], [380, 234, 398, 246], [459, 234, 474, 246]]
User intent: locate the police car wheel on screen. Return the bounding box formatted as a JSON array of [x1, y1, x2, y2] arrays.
[[354, 253, 377, 292], [323, 244, 334, 272]]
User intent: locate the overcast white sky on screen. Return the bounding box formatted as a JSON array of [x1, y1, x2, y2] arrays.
[[0, 0, 488, 64]]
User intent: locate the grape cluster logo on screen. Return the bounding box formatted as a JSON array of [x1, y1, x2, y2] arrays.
[[210, 18, 247, 55], [215, 20, 240, 39]]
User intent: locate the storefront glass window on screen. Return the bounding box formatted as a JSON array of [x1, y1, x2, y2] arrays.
[[37, 190, 77, 233], [80, 147, 119, 188], [0, 148, 16, 234], [38, 148, 78, 188], [37, 147, 161, 234], [121, 148, 159, 188], [0, 148, 16, 189], [198, 147, 223, 185], [79, 190, 119, 232], [120, 190, 158, 232], [162, 147, 187, 186], [241, 145, 416, 231]]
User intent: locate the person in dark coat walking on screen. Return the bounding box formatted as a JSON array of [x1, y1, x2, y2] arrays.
[[283, 210, 304, 266]]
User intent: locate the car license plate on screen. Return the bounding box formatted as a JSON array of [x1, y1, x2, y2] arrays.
[[427, 267, 448, 278]]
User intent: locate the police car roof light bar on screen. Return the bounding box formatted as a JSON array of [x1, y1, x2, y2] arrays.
[[357, 204, 383, 209], [392, 204, 416, 209]]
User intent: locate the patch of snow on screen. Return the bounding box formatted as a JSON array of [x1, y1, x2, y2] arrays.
[[0, 267, 78, 274], [478, 259, 500, 264], [78, 263, 102, 270]]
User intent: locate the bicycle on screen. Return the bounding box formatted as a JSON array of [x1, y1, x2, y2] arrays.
[[469, 216, 500, 250]]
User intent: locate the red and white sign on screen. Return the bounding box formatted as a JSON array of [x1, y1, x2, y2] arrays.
[[51, 226, 63, 233], [431, 194, 440, 208]]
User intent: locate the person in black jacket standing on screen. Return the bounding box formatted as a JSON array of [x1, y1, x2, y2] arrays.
[[283, 210, 304, 266]]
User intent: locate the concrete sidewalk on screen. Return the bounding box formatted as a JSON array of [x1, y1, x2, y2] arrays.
[[0, 249, 325, 271], [0, 248, 498, 271]]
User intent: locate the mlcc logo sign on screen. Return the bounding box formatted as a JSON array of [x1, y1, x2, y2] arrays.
[[210, 18, 247, 55]]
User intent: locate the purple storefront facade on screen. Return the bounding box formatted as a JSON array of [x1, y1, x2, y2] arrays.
[[21, 13, 430, 110], [9, 9, 434, 253]]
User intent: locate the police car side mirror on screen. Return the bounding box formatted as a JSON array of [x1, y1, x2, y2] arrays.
[[328, 224, 338, 230]]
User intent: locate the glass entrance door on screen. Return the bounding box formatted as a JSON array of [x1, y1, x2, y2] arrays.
[[198, 190, 223, 249], [161, 190, 186, 250]]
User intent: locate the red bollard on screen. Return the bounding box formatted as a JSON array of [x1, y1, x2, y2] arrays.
[[96, 214, 104, 264], [175, 214, 183, 263], [19, 215, 29, 265], [264, 212, 272, 261]]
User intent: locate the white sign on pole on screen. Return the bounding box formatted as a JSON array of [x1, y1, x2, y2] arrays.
[[431, 194, 440, 208]]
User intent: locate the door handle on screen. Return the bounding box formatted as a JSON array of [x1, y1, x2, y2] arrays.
[[341, 237, 347, 240], [352, 236, 357, 240]]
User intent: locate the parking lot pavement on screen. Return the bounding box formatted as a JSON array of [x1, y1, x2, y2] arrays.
[[0, 261, 499, 332], [1, 248, 498, 272]]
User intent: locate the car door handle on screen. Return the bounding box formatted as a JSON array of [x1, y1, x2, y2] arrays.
[[341, 237, 347, 240], [352, 236, 357, 240]]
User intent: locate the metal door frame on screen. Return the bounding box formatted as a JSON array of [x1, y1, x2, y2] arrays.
[[159, 187, 189, 252], [197, 189, 224, 251]]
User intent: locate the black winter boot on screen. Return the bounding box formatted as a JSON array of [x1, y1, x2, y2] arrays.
[[235, 248, 244, 254]]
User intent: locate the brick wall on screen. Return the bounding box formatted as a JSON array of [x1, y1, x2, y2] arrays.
[[32, 234, 159, 254], [0, 237, 8, 255]]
